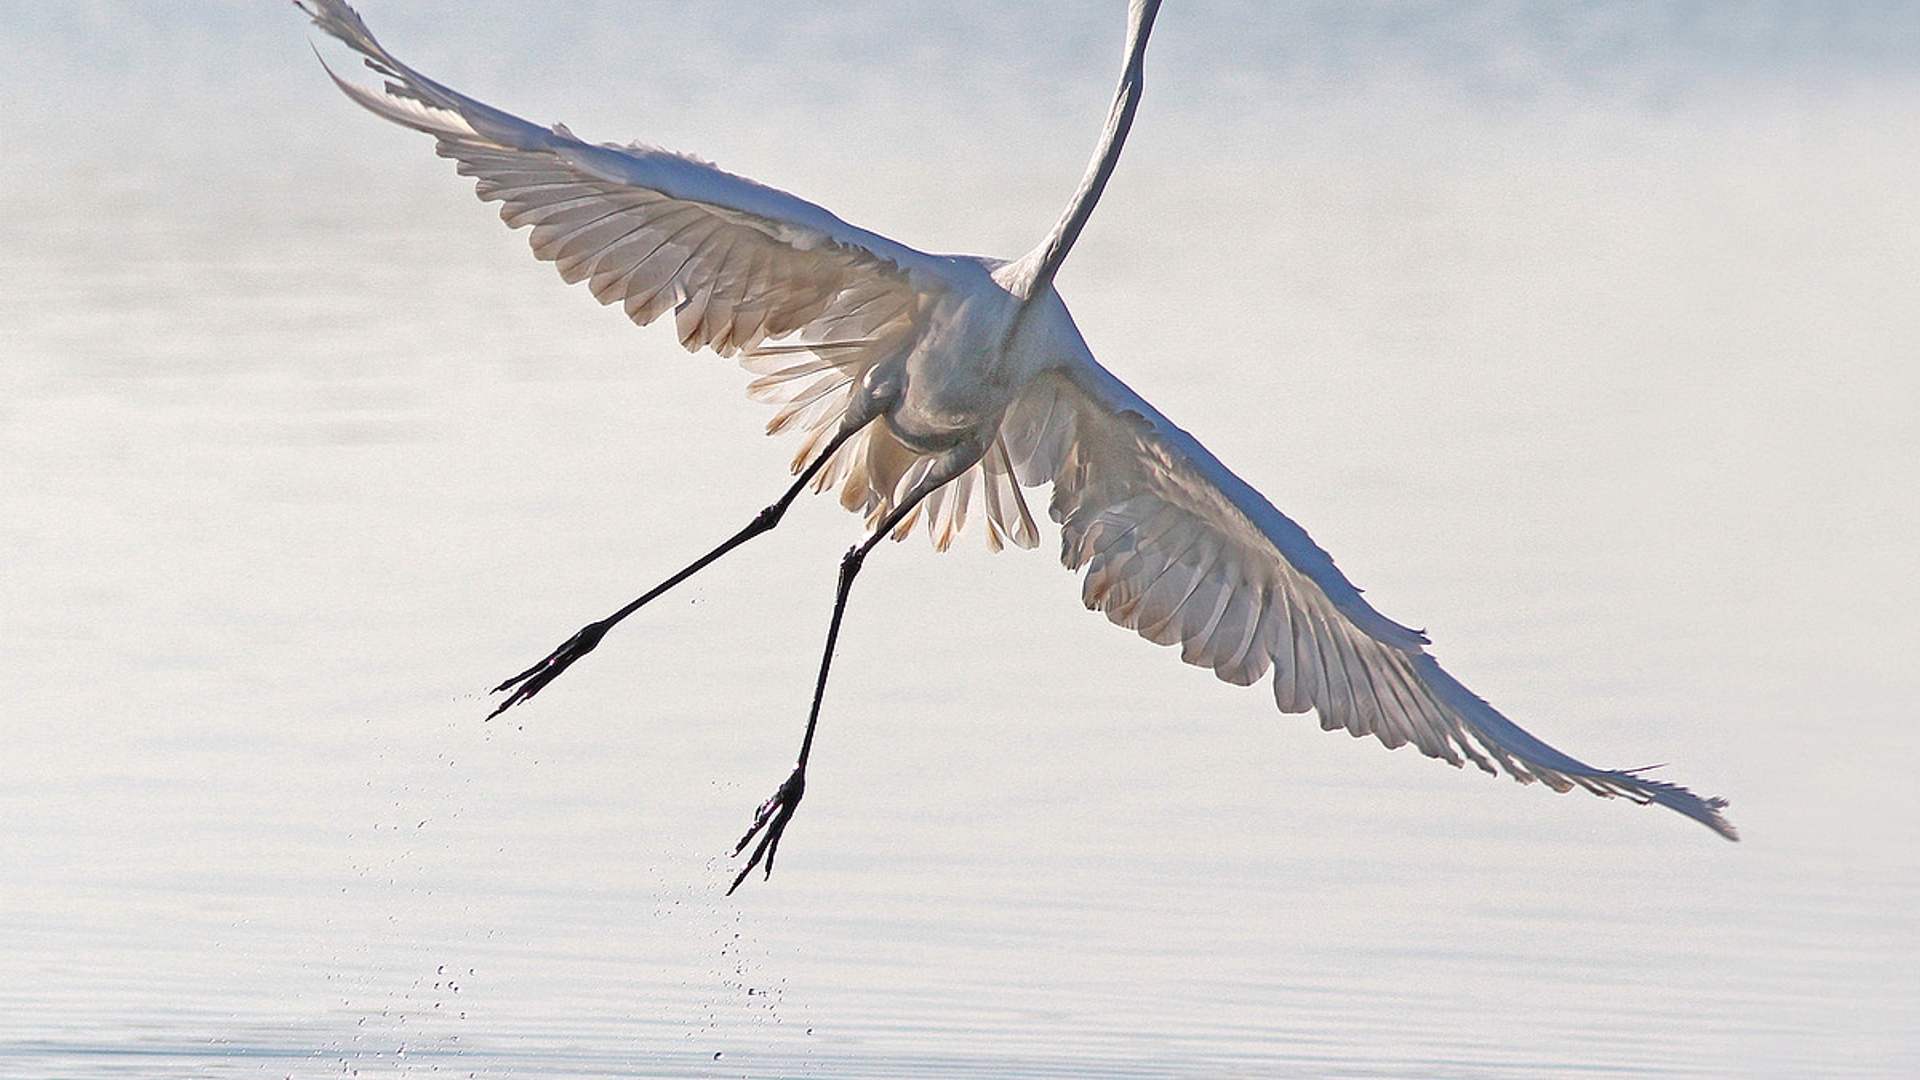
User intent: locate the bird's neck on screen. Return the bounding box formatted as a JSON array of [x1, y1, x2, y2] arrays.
[[1003, 0, 1161, 305]]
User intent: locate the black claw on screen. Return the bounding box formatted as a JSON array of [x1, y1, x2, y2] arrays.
[[487, 619, 611, 718], [727, 766, 806, 894]]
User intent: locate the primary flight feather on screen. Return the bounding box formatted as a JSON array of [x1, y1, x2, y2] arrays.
[[299, 0, 1736, 887]]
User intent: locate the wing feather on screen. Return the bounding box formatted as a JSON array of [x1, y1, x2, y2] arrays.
[[302, 0, 1037, 551], [1136, 549, 1212, 644], [1029, 360, 1737, 839]]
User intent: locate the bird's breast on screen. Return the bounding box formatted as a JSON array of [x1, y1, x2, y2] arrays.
[[874, 285, 1035, 453]]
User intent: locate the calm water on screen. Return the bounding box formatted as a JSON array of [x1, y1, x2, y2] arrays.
[[3, 3, 1917, 1077]]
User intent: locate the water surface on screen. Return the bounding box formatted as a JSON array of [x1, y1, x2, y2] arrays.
[[3, 3, 1916, 1077]]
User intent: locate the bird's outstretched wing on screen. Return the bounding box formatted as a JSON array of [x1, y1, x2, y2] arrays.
[[299, 0, 1040, 551], [1001, 357, 1737, 839]]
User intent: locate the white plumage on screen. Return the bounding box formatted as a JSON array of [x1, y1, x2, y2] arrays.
[[301, 0, 1735, 883]]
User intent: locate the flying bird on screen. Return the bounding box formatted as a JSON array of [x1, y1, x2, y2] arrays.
[[299, 0, 1737, 891]]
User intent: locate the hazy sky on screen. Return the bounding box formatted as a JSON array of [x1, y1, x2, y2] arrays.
[[10, 2, 1920, 163]]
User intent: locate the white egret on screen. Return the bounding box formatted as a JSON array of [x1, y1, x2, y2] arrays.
[[299, 0, 1737, 891]]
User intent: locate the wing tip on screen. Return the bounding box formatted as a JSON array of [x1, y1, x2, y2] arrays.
[[1571, 763, 1741, 842], [1640, 774, 1741, 842]]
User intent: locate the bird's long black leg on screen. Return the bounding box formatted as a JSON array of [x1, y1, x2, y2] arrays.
[[728, 450, 974, 893], [488, 425, 864, 719]]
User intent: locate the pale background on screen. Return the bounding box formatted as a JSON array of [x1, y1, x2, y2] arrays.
[[3, 2, 1916, 1077]]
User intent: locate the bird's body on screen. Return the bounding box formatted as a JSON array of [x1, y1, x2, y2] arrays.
[[300, 0, 1735, 887], [864, 262, 1033, 456]]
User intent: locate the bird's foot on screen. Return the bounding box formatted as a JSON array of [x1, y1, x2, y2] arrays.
[[728, 765, 806, 894], [487, 619, 611, 718]]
